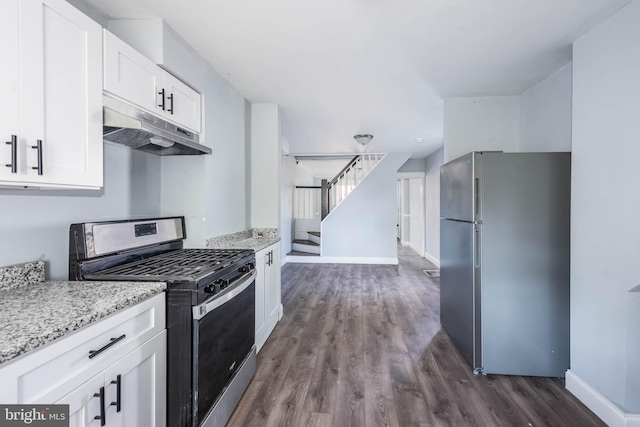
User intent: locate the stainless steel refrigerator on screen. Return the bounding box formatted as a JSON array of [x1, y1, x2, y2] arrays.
[[440, 151, 570, 377]]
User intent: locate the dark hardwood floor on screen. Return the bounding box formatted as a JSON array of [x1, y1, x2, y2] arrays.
[[227, 245, 605, 427]]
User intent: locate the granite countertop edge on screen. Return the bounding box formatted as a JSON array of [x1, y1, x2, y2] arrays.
[[0, 280, 166, 366], [221, 236, 281, 252]]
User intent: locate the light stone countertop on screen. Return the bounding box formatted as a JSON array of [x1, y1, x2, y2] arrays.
[[207, 228, 280, 252], [0, 279, 166, 365], [220, 236, 280, 252]]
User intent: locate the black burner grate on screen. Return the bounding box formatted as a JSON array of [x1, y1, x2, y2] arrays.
[[89, 248, 253, 282]]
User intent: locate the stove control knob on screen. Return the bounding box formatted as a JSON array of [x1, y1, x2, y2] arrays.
[[204, 284, 218, 294], [239, 265, 249, 273]]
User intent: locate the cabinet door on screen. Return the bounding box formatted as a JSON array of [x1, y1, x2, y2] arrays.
[[55, 373, 104, 427], [11, 0, 103, 188], [162, 72, 202, 133], [103, 30, 163, 117], [265, 247, 281, 323], [104, 331, 166, 427], [0, 0, 21, 183], [36, 0, 103, 187]]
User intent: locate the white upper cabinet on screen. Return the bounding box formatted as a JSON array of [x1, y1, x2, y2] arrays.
[[103, 30, 163, 116], [0, 0, 103, 189], [162, 72, 202, 133], [103, 30, 202, 133]]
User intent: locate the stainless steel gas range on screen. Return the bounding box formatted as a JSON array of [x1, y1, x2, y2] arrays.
[[69, 216, 256, 427]]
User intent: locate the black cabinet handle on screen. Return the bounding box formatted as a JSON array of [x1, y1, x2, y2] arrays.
[[94, 386, 106, 426], [167, 93, 174, 115], [31, 140, 42, 175], [158, 88, 166, 110], [5, 135, 17, 173], [88, 334, 126, 359], [110, 374, 121, 412]]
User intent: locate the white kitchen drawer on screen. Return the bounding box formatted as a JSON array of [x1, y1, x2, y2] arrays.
[[0, 293, 164, 404]]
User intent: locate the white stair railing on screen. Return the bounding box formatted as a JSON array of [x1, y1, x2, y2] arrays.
[[327, 153, 385, 214]]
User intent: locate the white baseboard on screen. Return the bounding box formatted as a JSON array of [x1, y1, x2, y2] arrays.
[[566, 370, 640, 427], [283, 255, 398, 265], [400, 240, 409, 246], [424, 252, 440, 268]]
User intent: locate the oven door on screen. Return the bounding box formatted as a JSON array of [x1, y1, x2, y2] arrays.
[[192, 270, 256, 425]]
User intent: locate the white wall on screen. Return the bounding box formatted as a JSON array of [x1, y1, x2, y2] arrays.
[[0, 143, 161, 279], [322, 153, 410, 260], [424, 148, 443, 265], [569, 0, 640, 415], [520, 63, 573, 152], [444, 96, 520, 162]]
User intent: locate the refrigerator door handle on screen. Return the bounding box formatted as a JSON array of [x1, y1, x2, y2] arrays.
[[474, 225, 481, 268], [474, 178, 479, 216]]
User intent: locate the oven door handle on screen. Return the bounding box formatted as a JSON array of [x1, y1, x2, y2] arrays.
[[192, 270, 256, 320]]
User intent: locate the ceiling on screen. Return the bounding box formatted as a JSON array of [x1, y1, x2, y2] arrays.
[[80, 0, 631, 158]]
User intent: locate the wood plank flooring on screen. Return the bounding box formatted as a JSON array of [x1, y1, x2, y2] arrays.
[[227, 245, 605, 427]]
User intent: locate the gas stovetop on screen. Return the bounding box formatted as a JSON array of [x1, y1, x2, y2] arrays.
[[84, 248, 254, 283]]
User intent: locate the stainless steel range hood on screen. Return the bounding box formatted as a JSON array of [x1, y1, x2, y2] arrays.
[[103, 95, 211, 155]]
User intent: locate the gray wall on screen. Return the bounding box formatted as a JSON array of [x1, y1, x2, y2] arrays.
[[0, 144, 161, 279], [120, 21, 251, 246], [571, 0, 640, 412], [322, 153, 411, 259], [519, 63, 572, 152], [398, 158, 427, 173], [444, 96, 520, 162], [424, 148, 443, 264]]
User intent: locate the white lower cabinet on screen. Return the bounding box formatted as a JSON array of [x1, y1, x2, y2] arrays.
[[0, 294, 166, 426], [255, 243, 282, 352], [58, 331, 166, 427], [57, 373, 104, 427]]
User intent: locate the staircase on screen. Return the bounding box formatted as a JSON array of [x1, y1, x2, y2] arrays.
[[292, 231, 321, 255], [290, 153, 385, 256]]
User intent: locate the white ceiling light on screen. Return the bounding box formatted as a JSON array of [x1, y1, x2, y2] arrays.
[[354, 134, 373, 146]]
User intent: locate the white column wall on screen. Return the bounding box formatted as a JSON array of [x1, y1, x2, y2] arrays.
[[570, 0, 640, 415]]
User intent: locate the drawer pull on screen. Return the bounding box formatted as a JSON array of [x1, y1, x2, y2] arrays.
[[88, 334, 126, 359], [94, 386, 106, 426], [110, 374, 121, 412]]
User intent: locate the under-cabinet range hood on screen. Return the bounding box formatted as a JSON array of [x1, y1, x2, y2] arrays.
[[102, 95, 211, 155]]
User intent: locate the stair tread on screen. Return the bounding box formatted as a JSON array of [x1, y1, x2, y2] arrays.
[[307, 231, 321, 237], [292, 239, 320, 246], [287, 250, 320, 257]]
